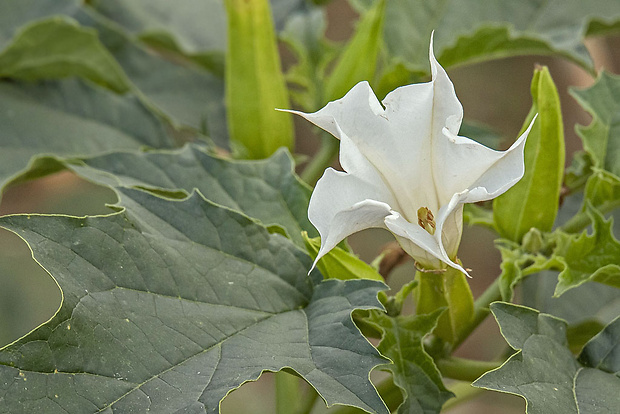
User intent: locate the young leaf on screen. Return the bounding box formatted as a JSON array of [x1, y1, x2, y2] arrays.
[[0, 17, 129, 92], [494, 66, 565, 242], [474, 303, 620, 414], [552, 205, 620, 296], [323, 0, 386, 102], [570, 71, 620, 177], [225, 0, 293, 158], [366, 310, 454, 414], [0, 79, 174, 191], [415, 267, 474, 344], [303, 233, 384, 281], [65, 145, 317, 246], [0, 189, 388, 414]]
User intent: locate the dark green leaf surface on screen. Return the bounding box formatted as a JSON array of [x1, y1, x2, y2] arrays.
[[0, 189, 388, 414], [364, 0, 620, 73], [0, 79, 174, 190], [367, 310, 454, 414], [74, 7, 228, 142], [579, 315, 620, 375], [66, 145, 316, 246], [89, 0, 227, 55], [474, 303, 620, 414]]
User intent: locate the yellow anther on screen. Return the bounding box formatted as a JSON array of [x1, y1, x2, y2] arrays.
[[417, 207, 436, 235]]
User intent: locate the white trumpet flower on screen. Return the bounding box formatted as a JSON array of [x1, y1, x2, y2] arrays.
[[285, 34, 535, 276]]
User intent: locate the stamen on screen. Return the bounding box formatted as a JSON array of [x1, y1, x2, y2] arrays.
[[417, 207, 436, 235]]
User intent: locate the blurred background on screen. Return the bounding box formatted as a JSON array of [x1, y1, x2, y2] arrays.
[[1, 0, 619, 412]]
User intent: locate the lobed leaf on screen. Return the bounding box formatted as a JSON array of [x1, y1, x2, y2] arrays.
[[0, 189, 388, 414], [474, 303, 620, 414], [367, 310, 453, 414], [65, 145, 316, 247]]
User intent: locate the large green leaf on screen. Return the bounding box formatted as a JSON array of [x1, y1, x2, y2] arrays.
[[474, 303, 620, 414], [64, 145, 316, 246], [0, 79, 174, 191], [74, 7, 228, 143], [571, 71, 620, 178], [0, 17, 129, 92], [356, 0, 620, 74], [494, 66, 565, 242], [89, 0, 227, 56], [225, 0, 293, 158], [0, 189, 388, 414], [367, 310, 454, 414]]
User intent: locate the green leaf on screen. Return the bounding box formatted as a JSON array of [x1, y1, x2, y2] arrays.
[[584, 169, 620, 212], [0, 17, 129, 93], [361, 0, 620, 74], [303, 233, 384, 281], [571, 71, 620, 177], [415, 267, 474, 344], [0, 189, 389, 414], [494, 66, 565, 242], [495, 204, 620, 299], [552, 205, 620, 296], [324, 0, 386, 102], [367, 310, 454, 414], [89, 0, 226, 56], [65, 145, 316, 247], [474, 303, 620, 414], [578, 315, 620, 375], [522, 271, 620, 351], [74, 7, 228, 143], [0, 79, 174, 191], [225, 0, 293, 158]]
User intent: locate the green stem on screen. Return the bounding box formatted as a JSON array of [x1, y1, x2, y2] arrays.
[[327, 376, 403, 414], [298, 388, 319, 414], [452, 277, 501, 351], [275, 371, 302, 414], [300, 133, 339, 185], [436, 357, 501, 382], [559, 200, 620, 233], [442, 381, 485, 412]]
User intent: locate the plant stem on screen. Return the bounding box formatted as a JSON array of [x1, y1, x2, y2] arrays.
[[442, 381, 485, 412], [298, 388, 319, 414], [275, 371, 302, 414], [300, 133, 339, 185], [559, 200, 620, 233], [436, 357, 501, 382], [452, 277, 501, 351]]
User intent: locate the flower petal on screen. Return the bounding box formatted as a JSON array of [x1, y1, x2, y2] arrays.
[[308, 133, 398, 270], [384, 212, 469, 276], [436, 115, 537, 204]]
